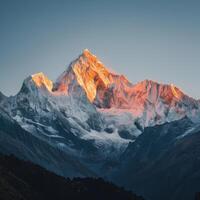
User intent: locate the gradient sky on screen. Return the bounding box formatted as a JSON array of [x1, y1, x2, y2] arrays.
[[0, 0, 200, 98]]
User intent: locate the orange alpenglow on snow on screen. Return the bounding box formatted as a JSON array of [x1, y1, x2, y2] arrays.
[[55, 49, 130, 102], [30, 49, 188, 112], [54, 49, 189, 110], [72, 49, 115, 102], [170, 84, 183, 99], [31, 72, 53, 92]]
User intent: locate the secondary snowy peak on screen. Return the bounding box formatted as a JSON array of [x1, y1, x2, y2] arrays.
[[131, 80, 185, 103], [55, 49, 131, 102], [124, 79, 200, 126], [19, 72, 54, 95], [31, 72, 53, 92]]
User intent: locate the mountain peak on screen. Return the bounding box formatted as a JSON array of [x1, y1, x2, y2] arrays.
[[31, 72, 53, 92], [55, 50, 115, 101], [82, 48, 92, 56], [134, 80, 183, 94], [133, 79, 185, 101], [76, 49, 98, 63]]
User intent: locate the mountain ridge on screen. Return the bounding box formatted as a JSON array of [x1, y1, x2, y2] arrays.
[[1, 49, 200, 141], [0, 49, 198, 101]]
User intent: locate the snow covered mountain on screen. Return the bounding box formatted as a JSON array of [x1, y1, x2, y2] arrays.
[[1, 49, 200, 199], [0, 49, 200, 180], [54, 49, 200, 128]]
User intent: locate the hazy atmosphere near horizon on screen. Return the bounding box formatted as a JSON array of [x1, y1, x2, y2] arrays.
[[0, 0, 200, 98]]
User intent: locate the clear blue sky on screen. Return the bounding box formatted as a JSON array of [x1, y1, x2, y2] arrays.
[[0, 0, 200, 98]]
